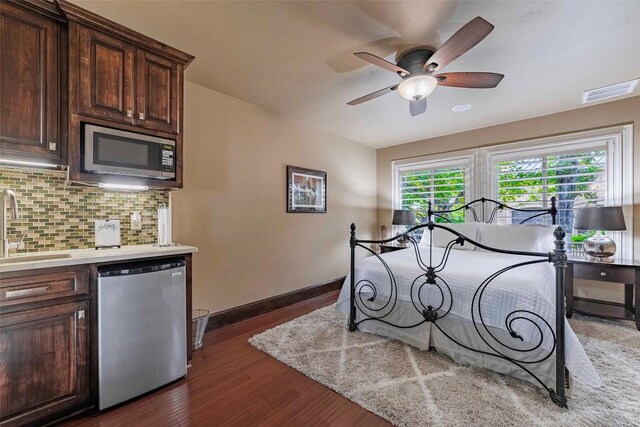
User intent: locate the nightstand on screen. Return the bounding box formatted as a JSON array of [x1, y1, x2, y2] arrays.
[[566, 257, 639, 330], [380, 244, 409, 254]]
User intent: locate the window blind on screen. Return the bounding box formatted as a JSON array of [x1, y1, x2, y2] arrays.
[[400, 166, 466, 223], [496, 149, 606, 229]]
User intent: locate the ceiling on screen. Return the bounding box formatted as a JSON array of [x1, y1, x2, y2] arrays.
[[72, 1, 640, 148]]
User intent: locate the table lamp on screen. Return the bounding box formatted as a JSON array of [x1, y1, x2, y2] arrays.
[[392, 209, 415, 245], [574, 206, 626, 262]]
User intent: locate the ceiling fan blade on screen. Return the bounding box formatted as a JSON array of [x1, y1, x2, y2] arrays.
[[354, 52, 410, 75], [409, 97, 427, 116], [435, 72, 504, 88], [424, 17, 495, 73], [347, 84, 399, 106]]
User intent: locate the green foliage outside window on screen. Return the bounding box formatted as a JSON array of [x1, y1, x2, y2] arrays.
[[497, 150, 605, 237], [400, 168, 465, 225], [399, 151, 605, 247]]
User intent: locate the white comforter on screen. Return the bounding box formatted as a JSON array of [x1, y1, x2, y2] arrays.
[[336, 247, 601, 387]]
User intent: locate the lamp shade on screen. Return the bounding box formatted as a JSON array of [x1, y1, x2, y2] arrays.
[[397, 75, 438, 101], [573, 206, 626, 231], [392, 209, 415, 226]]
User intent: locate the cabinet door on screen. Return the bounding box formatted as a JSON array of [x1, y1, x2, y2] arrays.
[[136, 49, 180, 133], [78, 26, 135, 124], [0, 300, 90, 426], [0, 2, 60, 160]]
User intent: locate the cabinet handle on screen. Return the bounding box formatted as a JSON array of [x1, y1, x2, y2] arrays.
[[48, 141, 56, 151], [139, 112, 145, 120], [77, 310, 85, 320], [6, 286, 49, 299], [600, 271, 607, 277], [126, 109, 133, 118]]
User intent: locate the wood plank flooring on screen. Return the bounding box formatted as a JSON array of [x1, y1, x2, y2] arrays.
[[62, 290, 390, 427]]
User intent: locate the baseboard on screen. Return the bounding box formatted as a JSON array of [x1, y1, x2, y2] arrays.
[[205, 277, 345, 332]]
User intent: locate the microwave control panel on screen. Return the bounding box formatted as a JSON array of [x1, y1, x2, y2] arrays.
[[161, 145, 175, 172]]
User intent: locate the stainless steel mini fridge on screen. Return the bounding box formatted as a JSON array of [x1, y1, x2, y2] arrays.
[[97, 258, 187, 410]]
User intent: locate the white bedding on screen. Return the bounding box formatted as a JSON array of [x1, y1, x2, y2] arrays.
[[336, 247, 601, 387]]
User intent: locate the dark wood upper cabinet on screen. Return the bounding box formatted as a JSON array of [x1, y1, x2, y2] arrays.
[[58, 0, 194, 188], [78, 26, 135, 125], [136, 49, 180, 133], [0, 1, 62, 163], [1, 0, 193, 185], [75, 28, 183, 134]]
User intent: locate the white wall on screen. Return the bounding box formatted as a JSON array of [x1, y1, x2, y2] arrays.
[[173, 81, 377, 313]]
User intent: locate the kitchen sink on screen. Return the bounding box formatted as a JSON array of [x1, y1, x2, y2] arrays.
[[0, 253, 72, 264]]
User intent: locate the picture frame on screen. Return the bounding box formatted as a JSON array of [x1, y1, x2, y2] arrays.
[[287, 165, 327, 213]]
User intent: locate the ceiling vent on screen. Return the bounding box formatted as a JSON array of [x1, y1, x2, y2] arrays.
[[582, 79, 639, 104]]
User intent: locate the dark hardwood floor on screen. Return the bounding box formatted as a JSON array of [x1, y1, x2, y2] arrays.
[[62, 290, 390, 426]]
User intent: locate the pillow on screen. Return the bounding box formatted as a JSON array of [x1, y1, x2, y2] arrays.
[[477, 223, 557, 253], [419, 222, 479, 251]]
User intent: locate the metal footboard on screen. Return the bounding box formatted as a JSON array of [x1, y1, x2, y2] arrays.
[[347, 198, 568, 408]]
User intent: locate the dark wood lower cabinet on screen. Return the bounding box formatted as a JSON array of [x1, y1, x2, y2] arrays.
[[0, 300, 90, 426], [0, 255, 193, 426]]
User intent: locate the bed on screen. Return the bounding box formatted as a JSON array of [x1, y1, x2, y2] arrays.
[[336, 197, 601, 408]]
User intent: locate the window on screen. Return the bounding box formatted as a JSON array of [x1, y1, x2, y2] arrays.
[[400, 166, 466, 223], [394, 152, 476, 225], [393, 125, 633, 257], [483, 130, 631, 255], [494, 149, 607, 232]]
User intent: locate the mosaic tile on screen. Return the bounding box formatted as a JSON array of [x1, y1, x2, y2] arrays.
[[0, 166, 169, 253]]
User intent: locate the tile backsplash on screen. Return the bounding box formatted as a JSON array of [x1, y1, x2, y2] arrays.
[[0, 166, 169, 253]]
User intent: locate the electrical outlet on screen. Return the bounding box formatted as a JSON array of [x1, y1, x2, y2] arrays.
[[131, 211, 142, 230]]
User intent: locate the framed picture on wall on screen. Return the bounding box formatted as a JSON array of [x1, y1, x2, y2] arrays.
[[287, 165, 327, 213]]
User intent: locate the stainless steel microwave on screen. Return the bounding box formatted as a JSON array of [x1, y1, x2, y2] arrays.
[[83, 124, 176, 180]]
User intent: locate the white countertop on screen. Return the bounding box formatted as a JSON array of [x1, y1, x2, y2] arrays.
[[0, 244, 198, 273]]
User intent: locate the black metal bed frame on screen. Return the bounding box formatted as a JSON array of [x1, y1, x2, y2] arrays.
[[348, 197, 569, 407]]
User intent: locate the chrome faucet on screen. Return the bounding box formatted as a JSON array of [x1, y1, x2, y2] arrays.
[[1, 189, 22, 258]]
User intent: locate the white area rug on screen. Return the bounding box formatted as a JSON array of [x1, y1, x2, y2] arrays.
[[249, 306, 640, 426]]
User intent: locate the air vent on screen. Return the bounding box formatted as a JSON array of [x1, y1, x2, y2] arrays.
[[582, 79, 639, 104]]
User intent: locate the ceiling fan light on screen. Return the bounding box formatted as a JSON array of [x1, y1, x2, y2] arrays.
[[397, 75, 438, 101]]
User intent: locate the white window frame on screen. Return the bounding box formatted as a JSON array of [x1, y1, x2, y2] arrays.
[[482, 138, 609, 209], [392, 150, 479, 221], [391, 125, 633, 257], [481, 125, 633, 258]]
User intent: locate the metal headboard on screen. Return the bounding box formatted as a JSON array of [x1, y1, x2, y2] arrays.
[[427, 196, 557, 225]]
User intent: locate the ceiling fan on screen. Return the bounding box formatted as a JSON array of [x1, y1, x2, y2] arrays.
[[347, 17, 504, 116]]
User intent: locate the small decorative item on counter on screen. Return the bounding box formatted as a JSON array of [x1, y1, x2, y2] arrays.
[[157, 205, 173, 246], [192, 309, 210, 350], [95, 220, 121, 249], [130, 211, 142, 230]]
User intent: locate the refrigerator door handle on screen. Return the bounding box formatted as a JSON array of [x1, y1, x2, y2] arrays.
[[98, 259, 186, 278]]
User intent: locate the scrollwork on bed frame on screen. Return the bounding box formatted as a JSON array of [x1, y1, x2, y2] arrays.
[[348, 197, 568, 408], [428, 196, 557, 224]]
